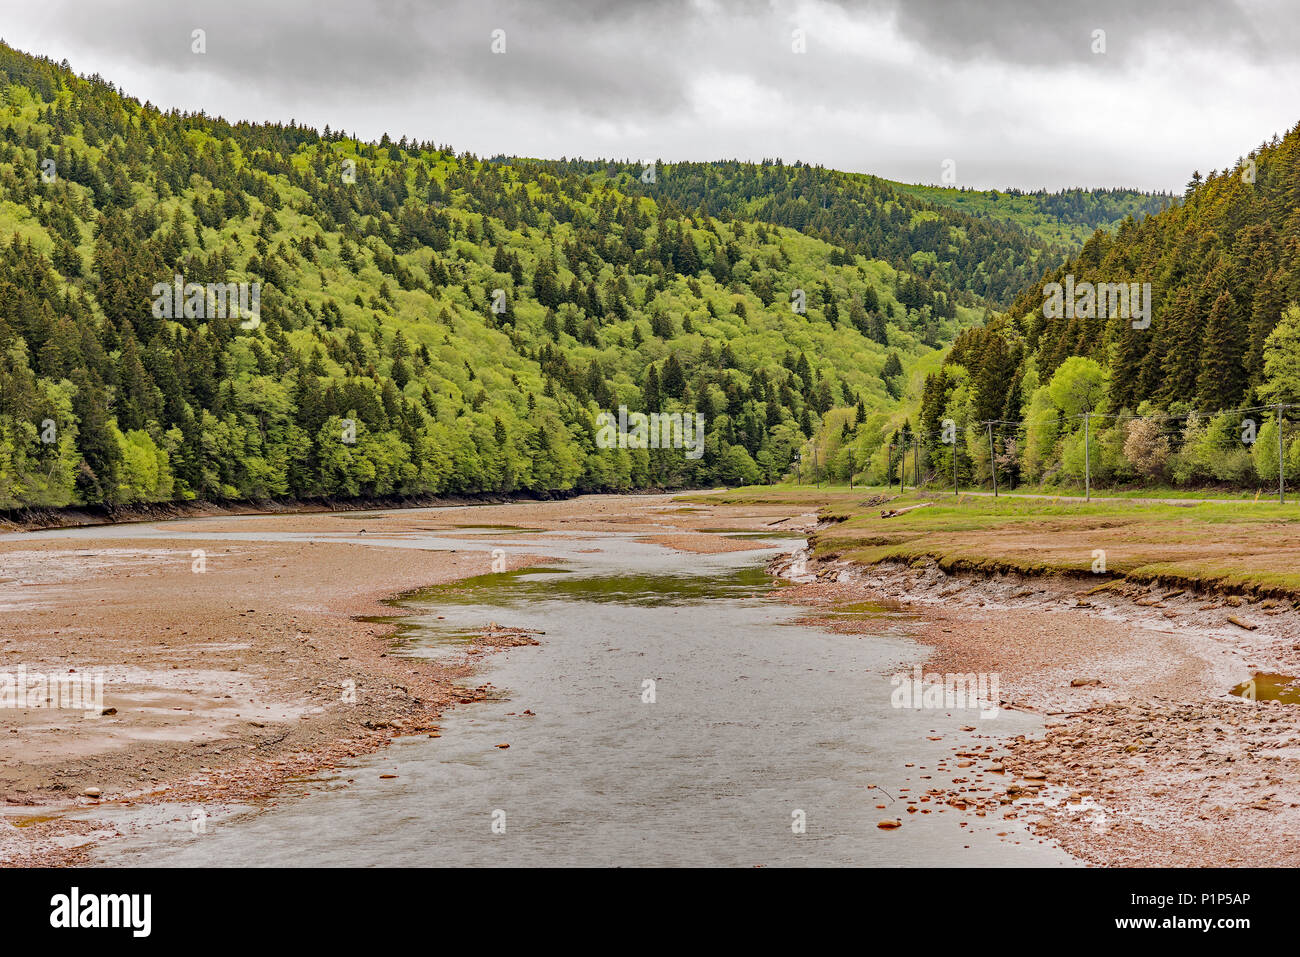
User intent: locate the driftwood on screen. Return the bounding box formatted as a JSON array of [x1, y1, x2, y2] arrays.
[[880, 502, 934, 519]]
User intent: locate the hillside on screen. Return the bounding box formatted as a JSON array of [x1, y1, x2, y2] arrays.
[[888, 182, 1175, 247], [907, 122, 1300, 491], [543, 158, 1068, 308], [538, 161, 1171, 306], [0, 42, 999, 508]]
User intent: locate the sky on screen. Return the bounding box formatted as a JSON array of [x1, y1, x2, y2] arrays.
[[1, 0, 1297, 192]]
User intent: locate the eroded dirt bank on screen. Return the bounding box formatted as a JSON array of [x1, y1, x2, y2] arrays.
[[0, 494, 807, 865], [774, 548, 1300, 866]]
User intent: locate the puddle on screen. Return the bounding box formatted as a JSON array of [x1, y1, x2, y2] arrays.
[[1231, 672, 1300, 704]]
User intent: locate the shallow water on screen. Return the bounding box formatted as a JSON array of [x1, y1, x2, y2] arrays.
[[71, 524, 1073, 867], [1231, 672, 1300, 704]]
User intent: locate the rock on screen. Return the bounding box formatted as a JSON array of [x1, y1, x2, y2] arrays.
[[1070, 677, 1101, 687], [495, 743, 510, 749], [1022, 770, 1047, 780], [379, 773, 397, 779], [82, 787, 101, 798], [877, 819, 902, 829]]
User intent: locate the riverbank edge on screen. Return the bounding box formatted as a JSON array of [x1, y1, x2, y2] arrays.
[[0, 547, 556, 868], [1, 486, 725, 534], [768, 537, 1300, 867]]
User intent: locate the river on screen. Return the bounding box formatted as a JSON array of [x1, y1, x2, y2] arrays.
[[34, 518, 1074, 866]]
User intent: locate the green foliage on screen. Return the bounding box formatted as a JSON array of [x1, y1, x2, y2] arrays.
[[1047, 356, 1107, 418], [0, 42, 999, 506], [1000, 124, 1300, 414], [570, 158, 1077, 308], [902, 122, 1300, 494], [890, 182, 1173, 247], [1260, 305, 1300, 405]]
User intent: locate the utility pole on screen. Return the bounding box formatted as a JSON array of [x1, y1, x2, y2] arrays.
[[1083, 412, 1091, 502], [987, 421, 998, 497], [898, 440, 905, 490], [953, 440, 959, 496], [888, 444, 894, 491], [913, 435, 920, 488], [1278, 404, 1285, 504]]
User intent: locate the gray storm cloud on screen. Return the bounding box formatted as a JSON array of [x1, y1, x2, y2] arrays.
[[1, 0, 1297, 189]]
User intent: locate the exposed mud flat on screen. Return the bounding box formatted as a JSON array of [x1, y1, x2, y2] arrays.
[[773, 548, 1300, 866], [0, 494, 807, 865]]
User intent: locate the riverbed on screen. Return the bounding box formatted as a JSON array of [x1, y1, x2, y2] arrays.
[[58, 522, 1072, 866]]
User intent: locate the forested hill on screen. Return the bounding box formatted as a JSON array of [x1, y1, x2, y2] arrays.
[[908, 121, 1300, 493], [888, 182, 1174, 247], [986, 123, 1300, 415], [0, 42, 991, 508], [533, 158, 1171, 307]]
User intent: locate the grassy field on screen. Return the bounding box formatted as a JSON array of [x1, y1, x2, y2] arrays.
[[681, 485, 1300, 598]]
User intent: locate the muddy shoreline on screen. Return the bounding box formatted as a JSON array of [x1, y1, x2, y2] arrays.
[[773, 546, 1300, 866], [0, 494, 806, 865], [0, 489, 600, 534]]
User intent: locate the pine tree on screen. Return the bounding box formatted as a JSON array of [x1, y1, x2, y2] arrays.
[[661, 355, 686, 398], [642, 365, 662, 412], [1196, 290, 1247, 411]]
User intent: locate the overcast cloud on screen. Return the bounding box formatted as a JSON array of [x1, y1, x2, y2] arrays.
[[1, 0, 1297, 191]]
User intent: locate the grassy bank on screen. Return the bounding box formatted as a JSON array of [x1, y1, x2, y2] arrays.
[[681, 485, 1300, 599]]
